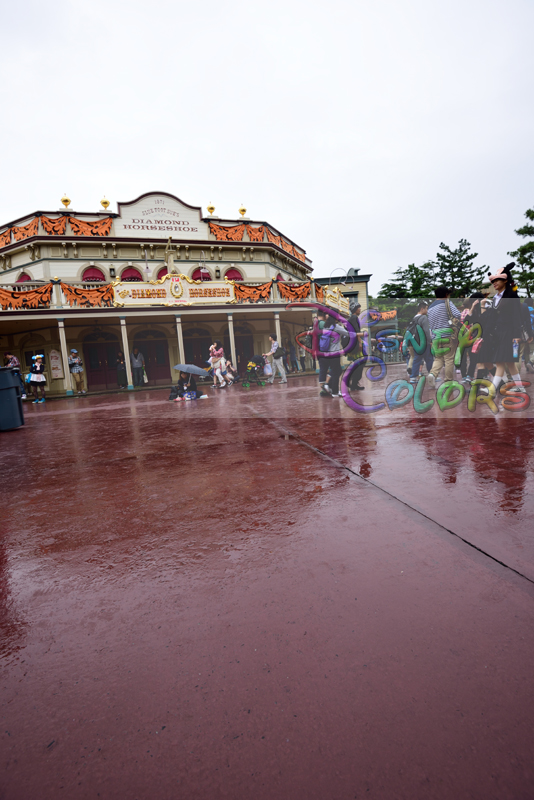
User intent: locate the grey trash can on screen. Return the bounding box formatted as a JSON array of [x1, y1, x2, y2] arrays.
[[0, 367, 25, 431]]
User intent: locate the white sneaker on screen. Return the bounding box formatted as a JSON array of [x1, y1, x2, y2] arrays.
[[21, 394, 26, 399], [200, 395, 208, 399], [426, 374, 435, 388], [322, 383, 332, 394]]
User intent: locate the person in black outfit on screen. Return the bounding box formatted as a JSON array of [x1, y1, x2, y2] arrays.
[[460, 293, 485, 382], [346, 302, 366, 390], [483, 263, 523, 393], [519, 299, 534, 371], [116, 351, 127, 388], [170, 372, 207, 401]]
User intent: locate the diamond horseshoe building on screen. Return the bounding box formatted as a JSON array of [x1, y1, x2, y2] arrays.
[[0, 192, 370, 394]]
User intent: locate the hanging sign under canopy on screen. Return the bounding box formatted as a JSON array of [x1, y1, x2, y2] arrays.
[[112, 273, 236, 307]]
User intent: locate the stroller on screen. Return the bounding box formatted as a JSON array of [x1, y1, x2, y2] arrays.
[[242, 355, 267, 388]]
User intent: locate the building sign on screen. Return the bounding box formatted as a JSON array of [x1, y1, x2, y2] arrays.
[[323, 286, 350, 315], [113, 274, 235, 307], [114, 193, 210, 240], [49, 349, 64, 379]]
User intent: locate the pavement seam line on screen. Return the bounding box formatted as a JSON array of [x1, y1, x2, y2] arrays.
[[247, 406, 534, 589]]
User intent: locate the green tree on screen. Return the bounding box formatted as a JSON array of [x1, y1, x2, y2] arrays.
[[434, 239, 486, 297], [508, 207, 534, 296], [378, 262, 436, 299]]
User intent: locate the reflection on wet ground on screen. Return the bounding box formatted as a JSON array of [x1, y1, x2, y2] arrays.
[[1, 377, 534, 799]]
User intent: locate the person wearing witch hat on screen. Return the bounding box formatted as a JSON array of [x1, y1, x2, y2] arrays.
[[483, 263, 524, 393]]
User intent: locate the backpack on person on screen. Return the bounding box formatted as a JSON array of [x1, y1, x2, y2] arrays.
[[406, 315, 421, 336], [445, 299, 462, 334], [319, 325, 340, 352]]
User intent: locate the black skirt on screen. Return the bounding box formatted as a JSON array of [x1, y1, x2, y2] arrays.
[[481, 299, 521, 364]]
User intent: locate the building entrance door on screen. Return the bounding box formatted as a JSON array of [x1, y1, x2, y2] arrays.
[[83, 342, 120, 390], [184, 337, 211, 368], [224, 333, 254, 370], [134, 340, 170, 385]]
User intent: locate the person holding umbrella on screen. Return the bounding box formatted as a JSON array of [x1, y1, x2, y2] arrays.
[[170, 363, 209, 401]]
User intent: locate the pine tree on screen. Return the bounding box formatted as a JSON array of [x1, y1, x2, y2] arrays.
[[508, 207, 534, 296], [378, 262, 436, 299], [434, 239, 486, 297]]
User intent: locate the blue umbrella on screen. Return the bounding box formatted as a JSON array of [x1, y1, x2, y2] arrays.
[[173, 364, 209, 376]]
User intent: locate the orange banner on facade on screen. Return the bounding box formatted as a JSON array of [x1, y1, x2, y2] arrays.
[[41, 215, 67, 235], [60, 282, 114, 307], [0, 283, 52, 310], [245, 225, 265, 242], [12, 218, 39, 242], [233, 281, 272, 302], [208, 222, 245, 241], [276, 281, 311, 301], [265, 228, 281, 247], [68, 217, 113, 237]]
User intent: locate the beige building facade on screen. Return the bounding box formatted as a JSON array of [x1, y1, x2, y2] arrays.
[[0, 192, 370, 394]]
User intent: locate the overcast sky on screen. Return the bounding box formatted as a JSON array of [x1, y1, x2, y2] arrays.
[[1, 0, 533, 294]]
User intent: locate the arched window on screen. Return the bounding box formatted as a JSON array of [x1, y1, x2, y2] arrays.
[[157, 267, 169, 280], [121, 267, 143, 282], [182, 327, 211, 338], [192, 267, 211, 282], [16, 273, 32, 283], [133, 329, 166, 340], [82, 267, 105, 282], [224, 268, 243, 281]]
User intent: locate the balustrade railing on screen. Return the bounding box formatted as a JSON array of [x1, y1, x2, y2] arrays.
[[0, 279, 321, 310]]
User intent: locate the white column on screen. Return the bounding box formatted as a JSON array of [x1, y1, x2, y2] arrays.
[[57, 319, 73, 395], [274, 311, 282, 345], [175, 315, 185, 364], [52, 279, 63, 309], [227, 312, 237, 367], [120, 317, 134, 390]]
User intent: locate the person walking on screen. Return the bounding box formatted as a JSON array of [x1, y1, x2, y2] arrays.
[[289, 341, 299, 372], [4, 352, 26, 399], [263, 334, 287, 384], [426, 286, 462, 387], [130, 348, 145, 387], [405, 302, 433, 384], [316, 310, 345, 397], [116, 351, 127, 388], [519, 298, 534, 373], [346, 302, 366, 390], [209, 341, 228, 388], [524, 298, 534, 373], [68, 349, 86, 394], [458, 293, 485, 383], [29, 355, 46, 403]]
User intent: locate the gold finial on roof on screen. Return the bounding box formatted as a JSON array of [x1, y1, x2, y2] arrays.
[[100, 196, 110, 210], [61, 194, 71, 209], [238, 204, 246, 217], [207, 202, 215, 216]]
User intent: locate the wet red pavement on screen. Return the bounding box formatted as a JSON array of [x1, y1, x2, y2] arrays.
[[1, 375, 534, 799]]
